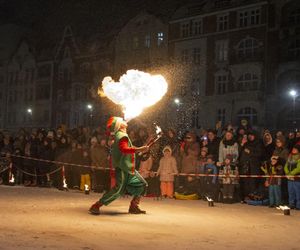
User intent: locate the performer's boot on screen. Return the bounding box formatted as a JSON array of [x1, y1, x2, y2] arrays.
[[89, 201, 103, 215], [129, 196, 146, 214]]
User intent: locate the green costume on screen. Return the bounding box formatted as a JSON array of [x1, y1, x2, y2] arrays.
[[99, 131, 147, 206]]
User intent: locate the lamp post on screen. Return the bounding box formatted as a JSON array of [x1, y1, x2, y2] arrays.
[[27, 108, 33, 126], [87, 104, 93, 126], [289, 90, 297, 128]]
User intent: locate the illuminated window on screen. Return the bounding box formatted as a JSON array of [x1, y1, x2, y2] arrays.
[[157, 32, 164, 46]]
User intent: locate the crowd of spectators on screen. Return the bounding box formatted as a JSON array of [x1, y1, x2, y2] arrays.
[[0, 119, 300, 209]]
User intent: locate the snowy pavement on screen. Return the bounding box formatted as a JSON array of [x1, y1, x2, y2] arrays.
[[0, 186, 299, 250]]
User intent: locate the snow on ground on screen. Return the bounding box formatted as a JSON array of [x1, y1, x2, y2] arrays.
[[0, 186, 299, 250]]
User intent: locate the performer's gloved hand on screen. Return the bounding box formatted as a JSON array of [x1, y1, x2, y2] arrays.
[[136, 145, 150, 153]]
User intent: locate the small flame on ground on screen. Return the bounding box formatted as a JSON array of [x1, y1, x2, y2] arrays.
[[85, 184, 89, 191], [101, 70, 168, 121], [63, 178, 67, 189], [277, 205, 290, 210], [206, 197, 213, 202], [9, 174, 14, 183]]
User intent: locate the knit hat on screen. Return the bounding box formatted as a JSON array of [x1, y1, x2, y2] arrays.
[[106, 117, 124, 135], [163, 145, 172, 154]]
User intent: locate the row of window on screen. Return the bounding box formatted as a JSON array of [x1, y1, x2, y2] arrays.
[[132, 32, 164, 49], [7, 110, 49, 125], [216, 73, 259, 95], [180, 7, 261, 38], [190, 107, 258, 129], [56, 112, 91, 127], [178, 72, 260, 97], [179, 37, 260, 64]]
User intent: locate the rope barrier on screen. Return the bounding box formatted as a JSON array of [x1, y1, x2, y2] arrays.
[[13, 165, 62, 177], [2, 154, 299, 179]]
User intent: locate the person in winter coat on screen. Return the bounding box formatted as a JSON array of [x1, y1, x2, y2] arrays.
[[262, 131, 275, 161], [157, 146, 178, 198], [273, 136, 289, 165], [219, 131, 239, 163], [239, 131, 264, 201], [203, 129, 220, 162], [261, 155, 284, 207], [90, 137, 109, 192], [284, 145, 300, 210], [203, 155, 219, 200], [219, 155, 239, 203]]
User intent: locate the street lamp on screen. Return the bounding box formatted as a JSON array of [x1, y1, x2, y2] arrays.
[[174, 98, 180, 105], [87, 104, 93, 126], [289, 89, 298, 128], [27, 108, 32, 114]]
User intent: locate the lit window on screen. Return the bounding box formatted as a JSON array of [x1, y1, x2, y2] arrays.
[[157, 32, 164, 46], [181, 22, 190, 37], [236, 73, 259, 91], [216, 40, 228, 61], [217, 14, 228, 31]]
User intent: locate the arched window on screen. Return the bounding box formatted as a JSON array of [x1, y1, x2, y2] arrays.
[[236, 73, 259, 91], [237, 107, 257, 125], [237, 38, 259, 57]]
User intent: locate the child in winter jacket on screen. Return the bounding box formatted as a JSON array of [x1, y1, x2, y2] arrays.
[[284, 145, 300, 209], [203, 155, 219, 200], [261, 155, 283, 207], [157, 146, 178, 198], [219, 155, 239, 203]]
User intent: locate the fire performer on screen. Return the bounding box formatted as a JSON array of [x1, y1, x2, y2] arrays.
[[89, 116, 149, 215]]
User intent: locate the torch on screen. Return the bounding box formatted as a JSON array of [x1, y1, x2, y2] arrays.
[[138, 124, 163, 156]]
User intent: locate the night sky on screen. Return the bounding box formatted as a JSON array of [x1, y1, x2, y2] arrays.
[[0, 0, 194, 37]]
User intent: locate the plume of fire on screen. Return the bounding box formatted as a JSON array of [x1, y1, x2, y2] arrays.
[[100, 70, 168, 121]]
